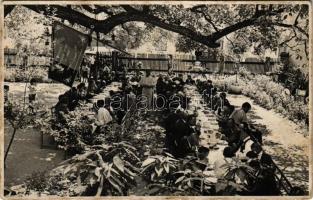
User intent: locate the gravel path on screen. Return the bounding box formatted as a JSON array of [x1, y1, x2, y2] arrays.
[[228, 94, 309, 190]]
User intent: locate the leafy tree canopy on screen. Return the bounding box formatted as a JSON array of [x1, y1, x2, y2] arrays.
[[4, 4, 309, 59]]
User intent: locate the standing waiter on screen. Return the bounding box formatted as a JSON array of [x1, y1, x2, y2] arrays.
[[140, 69, 156, 111]]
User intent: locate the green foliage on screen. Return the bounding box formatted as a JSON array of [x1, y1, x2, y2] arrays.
[[5, 4, 309, 60], [215, 158, 257, 195], [4, 6, 52, 56], [241, 75, 308, 127], [36, 110, 92, 153], [5, 97, 47, 129], [25, 171, 49, 195], [222, 158, 256, 182], [5, 66, 50, 82], [210, 73, 308, 129], [141, 153, 218, 195], [36, 106, 122, 153], [238, 66, 251, 77], [176, 36, 204, 53], [50, 142, 140, 196], [141, 153, 179, 183], [24, 171, 70, 196], [114, 22, 155, 50], [174, 169, 216, 195]]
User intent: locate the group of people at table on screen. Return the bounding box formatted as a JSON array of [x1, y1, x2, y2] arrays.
[[3, 62, 301, 194], [4, 63, 263, 164], [3, 63, 295, 195], [51, 66, 262, 158]]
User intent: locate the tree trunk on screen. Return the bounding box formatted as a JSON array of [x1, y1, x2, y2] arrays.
[[4, 128, 18, 165]]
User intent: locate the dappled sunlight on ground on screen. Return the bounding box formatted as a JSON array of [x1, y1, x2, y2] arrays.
[[4, 83, 68, 186], [4, 83, 309, 192], [5, 82, 68, 108], [4, 121, 64, 187], [228, 94, 309, 191]]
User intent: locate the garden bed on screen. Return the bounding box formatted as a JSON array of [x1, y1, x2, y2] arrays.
[[5, 66, 52, 83], [208, 74, 309, 132], [5, 78, 309, 197]]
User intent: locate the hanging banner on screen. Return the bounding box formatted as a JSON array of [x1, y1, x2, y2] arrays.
[[49, 21, 89, 86]]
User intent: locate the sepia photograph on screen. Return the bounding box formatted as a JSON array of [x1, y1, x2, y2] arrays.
[[1, 1, 311, 198]]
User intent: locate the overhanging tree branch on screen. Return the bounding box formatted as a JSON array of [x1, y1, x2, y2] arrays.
[[25, 5, 100, 29], [4, 5, 15, 17], [25, 5, 219, 47], [142, 5, 150, 13], [303, 40, 308, 58], [95, 5, 115, 16], [191, 8, 220, 32], [273, 22, 308, 38], [23, 4, 307, 49]]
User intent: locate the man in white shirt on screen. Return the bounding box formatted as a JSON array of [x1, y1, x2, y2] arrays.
[[228, 102, 251, 144], [95, 100, 113, 126], [139, 70, 156, 110], [229, 102, 251, 125]]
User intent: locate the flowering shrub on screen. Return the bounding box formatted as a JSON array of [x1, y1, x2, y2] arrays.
[[5, 66, 50, 82], [248, 76, 308, 126], [242, 84, 257, 98], [251, 91, 273, 110], [211, 74, 308, 128], [238, 66, 250, 77], [253, 75, 272, 89]]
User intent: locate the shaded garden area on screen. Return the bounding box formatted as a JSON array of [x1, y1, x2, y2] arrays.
[[3, 3, 310, 198]]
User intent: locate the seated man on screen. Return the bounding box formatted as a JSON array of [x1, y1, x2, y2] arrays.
[[217, 144, 279, 196], [94, 100, 113, 127], [237, 139, 262, 161], [213, 92, 230, 114], [226, 102, 252, 145], [77, 83, 87, 100], [64, 87, 79, 111], [217, 104, 235, 128], [54, 95, 69, 124], [214, 146, 238, 180], [156, 74, 166, 95], [172, 74, 185, 85], [88, 79, 99, 96], [248, 152, 280, 196], [204, 80, 213, 95], [110, 92, 127, 125], [185, 75, 195, 85], [165, 108, 199, 158]]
